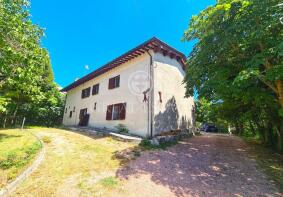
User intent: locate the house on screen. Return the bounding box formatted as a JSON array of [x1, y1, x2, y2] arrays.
[[61, 37, 195, 138]]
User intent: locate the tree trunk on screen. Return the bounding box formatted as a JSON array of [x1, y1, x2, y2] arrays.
[[3, 118, 6, 128], [11, 105, 18, 125], [259, 42, 283, 108], [275, 80, 283, 108], [255, 121, 265, 143], [275, 122, 283, 152], [264, 122, 273, 147], [235, 122, 240, 135]]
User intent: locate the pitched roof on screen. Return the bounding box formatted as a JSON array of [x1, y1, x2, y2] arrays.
[[61, 37, 187, 92]]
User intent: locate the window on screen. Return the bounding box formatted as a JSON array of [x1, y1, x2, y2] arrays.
[[108, 75, 120, 89], [112, 105, 120, 120], [65, 108, 67, 113], [94, 102, 97, 110], [69, 111, 72, 118], [92, 84, 99, 95], [106, 103, 126, 120], [81, 87, 91, 98], [73, 106, 75, 112]]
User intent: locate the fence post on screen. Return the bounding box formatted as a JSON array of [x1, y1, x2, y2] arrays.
[[21, 117, 26, 130]]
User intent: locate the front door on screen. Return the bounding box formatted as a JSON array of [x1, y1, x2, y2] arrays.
[[79, 108, 89, 126]]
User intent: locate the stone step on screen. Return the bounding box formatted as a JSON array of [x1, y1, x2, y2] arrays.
[[67, 126, 142, 141]]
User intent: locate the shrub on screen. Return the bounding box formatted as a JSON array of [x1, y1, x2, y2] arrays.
[[139, 139, 177, 150], [115, 124, 129, 133], [42, 136, 52, 143]]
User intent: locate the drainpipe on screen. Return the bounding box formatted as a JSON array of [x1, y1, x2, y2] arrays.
[[146, 50, 154, 138]]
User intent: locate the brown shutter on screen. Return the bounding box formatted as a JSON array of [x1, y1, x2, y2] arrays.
[[108, 78, 111, 89], [119, 103, 126, 120], [116, 76, 120, 87], [81, 90, 84, 98], [108, 78, 114, 89], [106, 105, 113, 120]]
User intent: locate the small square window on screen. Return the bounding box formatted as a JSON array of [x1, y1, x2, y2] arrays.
[[92, 84, 99, 95], [81, 87, 91, 98], [108, 75, 120, 89]]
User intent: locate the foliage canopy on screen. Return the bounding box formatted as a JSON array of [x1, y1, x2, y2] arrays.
[[0, 0, 64, 127], [183, 0, 283, 151]]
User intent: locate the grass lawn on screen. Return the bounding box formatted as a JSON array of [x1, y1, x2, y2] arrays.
[[0, 129, 41, 188], [11, 128, 139, 197]]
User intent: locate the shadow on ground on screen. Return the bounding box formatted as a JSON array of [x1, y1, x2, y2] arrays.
[[0, 133, 21, 142], [115, 134, 282, 197]]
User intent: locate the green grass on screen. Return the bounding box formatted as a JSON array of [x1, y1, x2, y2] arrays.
[[99, 176, 118, 188], [0, 129, 41, 188]]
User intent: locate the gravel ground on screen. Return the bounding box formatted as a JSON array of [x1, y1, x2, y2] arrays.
[[116, 133, 282, 197]]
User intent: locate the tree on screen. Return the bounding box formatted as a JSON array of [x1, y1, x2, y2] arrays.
[[0, 0, 64, 127], [183, 0, 283, 151]]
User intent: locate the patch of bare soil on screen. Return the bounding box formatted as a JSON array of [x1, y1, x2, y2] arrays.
[[115, 134, 283, 197]]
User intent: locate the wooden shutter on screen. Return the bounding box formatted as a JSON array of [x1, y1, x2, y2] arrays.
[[96, 84, 99, 94], [116, 76, 120, 87], [81, 90, 84, 98], [106, 105, 113, 120], [86, 87, 90, 97], [108, 78, 113, 89], [92, 84, 99, 95], [119, 103, 126, 120]]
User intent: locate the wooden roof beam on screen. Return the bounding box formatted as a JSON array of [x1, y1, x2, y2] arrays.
[[169, 52, 176, 59], [162, 49, 168, 56]]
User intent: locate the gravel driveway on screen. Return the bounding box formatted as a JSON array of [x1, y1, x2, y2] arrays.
[[116, 133, 282, 197]]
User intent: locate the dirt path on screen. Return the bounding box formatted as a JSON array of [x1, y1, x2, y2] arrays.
[[115, 134, 282, 197]]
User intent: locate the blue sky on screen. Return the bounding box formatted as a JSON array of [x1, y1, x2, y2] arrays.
[[30, 0, 215, 88]]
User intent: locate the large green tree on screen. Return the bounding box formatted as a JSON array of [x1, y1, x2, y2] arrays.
[[183, 0, 283, 151], [0, 0, 64, 127]]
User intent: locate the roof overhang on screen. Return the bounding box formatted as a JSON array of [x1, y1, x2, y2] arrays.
[[61, 37, 187, 92]]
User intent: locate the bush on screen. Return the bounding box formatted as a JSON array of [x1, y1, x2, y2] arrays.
[[115, 124, 129, 133], [139, 139, 177, 150], [42, 136, 52, 143]]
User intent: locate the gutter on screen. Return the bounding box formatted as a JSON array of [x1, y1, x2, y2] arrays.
[[146, 50, 154, 138]]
